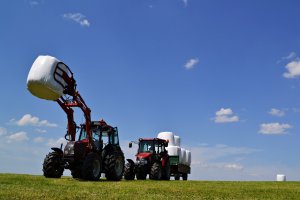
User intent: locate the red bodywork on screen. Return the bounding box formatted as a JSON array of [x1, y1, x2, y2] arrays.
[[54, 65, 93, 150], [136, 152, 152, 160]]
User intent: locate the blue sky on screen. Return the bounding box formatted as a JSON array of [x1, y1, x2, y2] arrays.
[[1, 0, 300, 180]]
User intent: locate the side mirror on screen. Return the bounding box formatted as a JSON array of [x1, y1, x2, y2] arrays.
[[129, 142, 132, 148]]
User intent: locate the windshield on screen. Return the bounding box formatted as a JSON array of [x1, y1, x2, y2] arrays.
[[138, 140, 154, 153], [78, 126, 119, 146]]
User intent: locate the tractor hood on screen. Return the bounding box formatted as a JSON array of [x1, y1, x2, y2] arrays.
[[136, 152, 152, 159]]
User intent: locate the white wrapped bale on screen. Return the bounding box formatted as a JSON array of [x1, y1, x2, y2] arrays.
[[166, 146, 181, 156], [174, 135, 181, 147], [27, 55, 71, 100], [186, 150, 191, 166], [180, 148, 186, 164], [157, 132, 175, 146], [277, 174, 286, 181]]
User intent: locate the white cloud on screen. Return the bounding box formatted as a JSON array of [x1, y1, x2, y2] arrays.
[[190, 144, 260, 180], [184, 58, 199, 70], [47, 137, 67, 148], [63, 13, 91, 27], [33, 137, 45, 143], [283, 60, 300, 78], [7, 132, 29, 142], [214, 108, 239, 123], [14, 114, 57, 127], [0, 127, 7, 136], [259, 123, 292, 135], [269, 108, 285, 117]]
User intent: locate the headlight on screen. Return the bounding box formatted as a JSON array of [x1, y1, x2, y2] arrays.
[[137, 159, 148, 165], [64, 142, 74, 155]]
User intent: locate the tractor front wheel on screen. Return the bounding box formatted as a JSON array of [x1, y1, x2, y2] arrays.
[[124, 162, 135, 180], [43, 152, 64, 178], [82, 152, 101, 181], [136, 165, 147, 180], [105, 151, 124, 181], [150, 162, 162, 180], [182, 173, 188, 180]]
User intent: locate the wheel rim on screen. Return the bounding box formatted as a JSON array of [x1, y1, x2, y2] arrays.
[[93, 159, 101, 177]]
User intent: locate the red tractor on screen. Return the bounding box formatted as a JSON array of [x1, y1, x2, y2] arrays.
[[41, 62, 124, 181], [123, 138, 170, 180]]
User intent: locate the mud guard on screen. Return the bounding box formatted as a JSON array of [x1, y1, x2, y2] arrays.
[[51, 147, 63, 154], [126, 159, 135, 165]]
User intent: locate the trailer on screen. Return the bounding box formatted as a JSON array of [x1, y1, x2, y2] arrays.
[[169, 155, 191, 180]]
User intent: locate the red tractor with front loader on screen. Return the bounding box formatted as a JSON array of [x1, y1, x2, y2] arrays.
[[123, 138, 170, 180], [27, 56, 124, 181]]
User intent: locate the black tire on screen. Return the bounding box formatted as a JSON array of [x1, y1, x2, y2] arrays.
[[71, 168, 82, 179], [149, 162, 162, 180], [136, 165, 147, 180], [82, 152, 101, 181], [124, 162, 135, 180], [104, 151, 124, 181], [182, 173, 188, 181], [174, 174, 180, 180], [162, 159, 171, 180], [43, 152, 64, 178]]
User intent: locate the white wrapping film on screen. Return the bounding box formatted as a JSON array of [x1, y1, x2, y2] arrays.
[[180, 148, 186, 164], [186, 150, 191, 166], [27, 55, 69, 100], [174, 135, 181, 147], [276, 174, 286, 181], [157, 132, 175, 146], [166, 146, 180, 156]]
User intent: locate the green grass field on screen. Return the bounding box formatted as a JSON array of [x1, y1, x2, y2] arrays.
[[0, 174, 300, 200]]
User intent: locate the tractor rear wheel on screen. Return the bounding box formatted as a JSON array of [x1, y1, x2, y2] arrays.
[[71, 168, 82, 179], [182, 173, 188, 180], [162, 159, 170, 180], [43, 152, 64, 178], [124, 162, 135, 180], [82, 152, 101, 181], [136, 165, 147, 180], [105, 151, 124, 181], [150, 162, 162, 180]]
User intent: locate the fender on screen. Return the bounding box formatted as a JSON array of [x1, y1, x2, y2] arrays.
[[126, 159, 135, 165], [51, 147, 63, 155]]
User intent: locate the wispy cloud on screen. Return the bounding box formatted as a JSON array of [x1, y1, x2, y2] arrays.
[[184, 58, 199, 70], [63, 13, 91, 27], [214, 108, 239, 123], [35, 128, 47, 133], [269, 108, 285, 117], [33, 137, 45, 143], [224, 163, 244, 170], [0, 127, 7, 136], [259, 123, 291, 135], [7, 132, 29, 143], [27, 0, 43, 7], [47, 137, 67, 147], [182, 0, 188, 7], [13, 114, 57, 127]]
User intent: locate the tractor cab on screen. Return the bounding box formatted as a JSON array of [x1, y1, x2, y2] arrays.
[[138, 138, 168, 153], [78, 121, 120, 151]]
